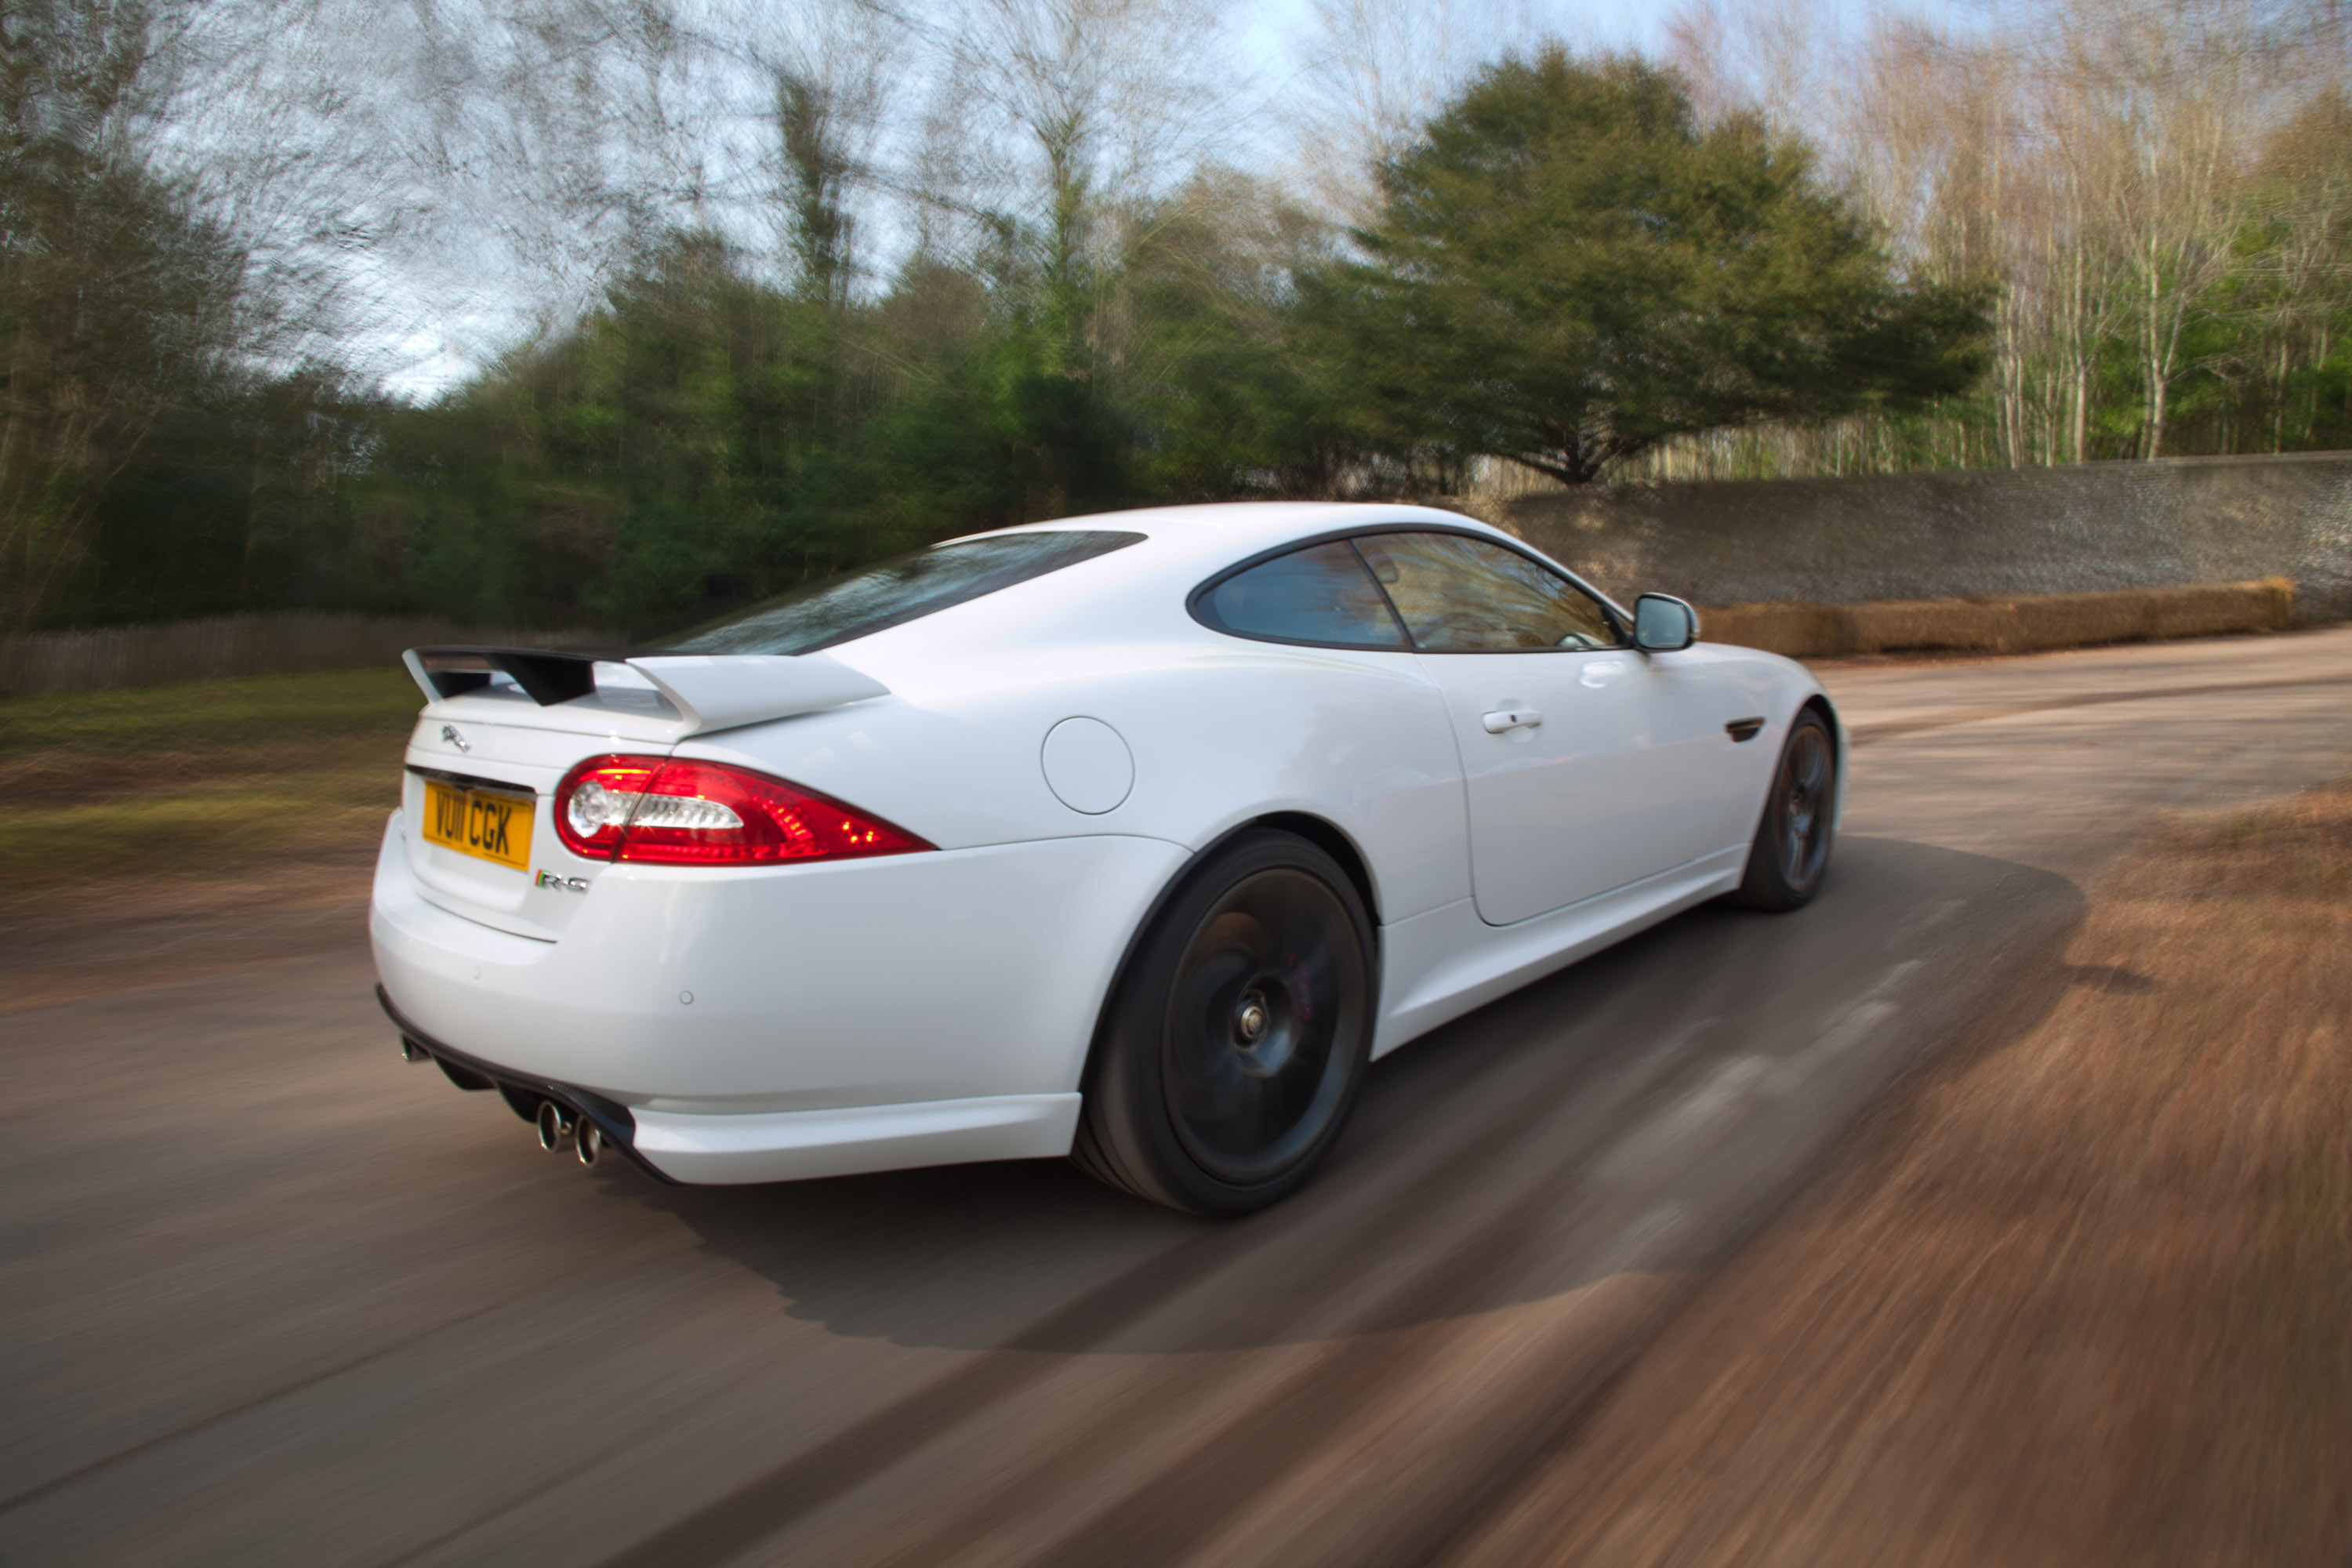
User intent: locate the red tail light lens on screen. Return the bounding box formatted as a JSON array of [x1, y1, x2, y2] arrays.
[[554, 754, 931, 866]]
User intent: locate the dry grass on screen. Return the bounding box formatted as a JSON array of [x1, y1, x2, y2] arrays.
[[1458, 782, 2352, 1567], [0, 663, 422, 1000], [0, 668, 418, 902], [0, 669, 421, 1011]]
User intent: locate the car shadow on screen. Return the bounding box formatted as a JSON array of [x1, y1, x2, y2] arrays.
[[601, 834, 2086, 1355]]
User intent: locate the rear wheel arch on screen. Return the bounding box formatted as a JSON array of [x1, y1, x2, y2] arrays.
[[1247, 812, 1381, 931], [1073, 811, 1380, 1093], [1081, 812, 1383, 1078], [1072, 822, 1380, 1213]]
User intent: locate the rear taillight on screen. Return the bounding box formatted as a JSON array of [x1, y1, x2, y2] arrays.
[[554, 754, 931, 866]]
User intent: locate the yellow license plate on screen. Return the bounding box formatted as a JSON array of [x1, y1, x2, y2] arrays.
[[421, 779, 535, 871]]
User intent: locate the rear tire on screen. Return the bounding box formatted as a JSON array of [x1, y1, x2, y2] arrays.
[[1733, 709, 1836, 912], [1073, 830, 1375, 1217]]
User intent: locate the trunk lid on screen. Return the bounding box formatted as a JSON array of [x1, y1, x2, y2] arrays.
[[394, 648, 888, 941]]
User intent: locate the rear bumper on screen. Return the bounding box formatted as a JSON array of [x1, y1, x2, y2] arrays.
[[382, 983, 1080, 1181], [369, 811, 1181, 1184], [630, 1093, 1080, 1185], [378, 984, 674, 1183]]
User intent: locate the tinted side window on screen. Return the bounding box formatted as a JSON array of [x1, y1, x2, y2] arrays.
[[673, 530, 1144, 655], [1200, 541, 1409, 649], [1354, 533, 1622, 652]]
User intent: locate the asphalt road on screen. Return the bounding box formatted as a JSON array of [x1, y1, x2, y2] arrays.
[[8, 627, 2352, 1567]]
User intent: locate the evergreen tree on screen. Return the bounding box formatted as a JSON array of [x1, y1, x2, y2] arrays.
[[1307, 50, 1991, 483]]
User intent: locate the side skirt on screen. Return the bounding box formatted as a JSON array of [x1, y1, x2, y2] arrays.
[[1370, 848, 1748, 1058]]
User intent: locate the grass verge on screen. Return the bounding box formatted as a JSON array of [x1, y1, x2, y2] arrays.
[[1457, 780, 2352, 1567], [0, 667, 419, 906]]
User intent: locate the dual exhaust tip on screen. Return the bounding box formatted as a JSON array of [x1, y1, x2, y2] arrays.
[[535, 1098, 605, 1167], [397, 1035, 608, 1167]]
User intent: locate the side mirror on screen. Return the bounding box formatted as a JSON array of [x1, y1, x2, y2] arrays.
[[1632, 593, 1698, 653]]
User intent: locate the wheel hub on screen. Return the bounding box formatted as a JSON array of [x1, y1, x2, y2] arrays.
[[1234, 989, 1270, 1044], [1227, 980, 1296, 1077]]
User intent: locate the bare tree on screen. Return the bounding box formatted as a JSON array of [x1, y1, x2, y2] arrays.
[[2238, 94, 2352, 448], [1281, 0, 1535, 223], [1647, 0, 2347, 477], [328, 0, 715, 382], [931, 0, 1234, 365], [0, 0, 361, 629], [2061, 0, 2265, 456], [771, 56, 877, 310], [670, 0, 906, 308]]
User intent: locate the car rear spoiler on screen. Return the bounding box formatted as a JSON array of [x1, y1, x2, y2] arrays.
[[402, 646, 889, 735]]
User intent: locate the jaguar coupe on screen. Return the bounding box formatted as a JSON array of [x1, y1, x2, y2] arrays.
[[372, 503, 1842, 1214]]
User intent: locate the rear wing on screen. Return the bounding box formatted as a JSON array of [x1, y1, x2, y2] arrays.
[[402, 646, 888, 736]]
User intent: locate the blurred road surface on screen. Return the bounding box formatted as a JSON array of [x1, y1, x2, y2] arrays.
[[7, 626, 2352, 1566]]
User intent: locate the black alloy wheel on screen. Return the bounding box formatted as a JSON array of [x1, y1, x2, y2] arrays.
[[1075, 830, 1375, 1216], [1733, 709, 1837, 912]]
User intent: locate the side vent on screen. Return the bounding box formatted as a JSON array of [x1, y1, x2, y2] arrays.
[[1726, 717, 1767, 743]]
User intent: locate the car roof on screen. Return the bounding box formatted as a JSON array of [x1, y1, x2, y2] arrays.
[[819, 500, 1621, 670], [939, 501, 1520, 572]]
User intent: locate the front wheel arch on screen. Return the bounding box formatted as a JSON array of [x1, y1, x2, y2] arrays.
[[1733, 703, 1839, 912], [1797, 693, 1847, 837]]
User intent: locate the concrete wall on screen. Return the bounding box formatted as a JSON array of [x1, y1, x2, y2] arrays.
[[1475, 451, 2352, 626]]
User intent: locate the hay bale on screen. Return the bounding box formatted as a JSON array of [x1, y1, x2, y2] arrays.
[[1999, 589, 2158, 651], [1846, 598, 2013, 653], [2147, 577, 2295, 640], [1694, 577, 2295, 659], [1690, 601, 1854, 658]]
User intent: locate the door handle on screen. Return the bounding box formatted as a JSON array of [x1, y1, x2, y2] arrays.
[[1481, 707, 1543, 734]]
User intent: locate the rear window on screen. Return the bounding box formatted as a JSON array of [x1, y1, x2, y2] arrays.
[[671, 530, 1145, 655], [1196, 540, 1409, 649]]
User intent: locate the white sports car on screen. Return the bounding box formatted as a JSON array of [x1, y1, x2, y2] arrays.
[[372, 503, 1841, 1214]]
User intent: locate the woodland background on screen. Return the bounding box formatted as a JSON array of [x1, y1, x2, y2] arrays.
[[3, 0, 2347, 640]]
